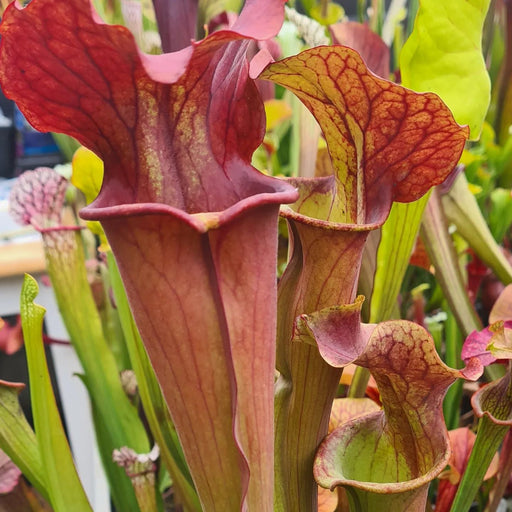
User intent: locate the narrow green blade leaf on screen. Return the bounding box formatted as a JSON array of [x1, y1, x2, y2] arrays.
[[370, 193, 430, 323], [0, 381, 48, 501], [43, 229, 148, 512], [421, 189, 482, 338], [76, 373, 146, 512], [451, 415, 509, 512], [489, 188, 512, 244], [442, 308, 464, 431], [442, 172, 512, 285], [20, 274, 92, 512], [452, 361, 512, 512], [400, 0, 491, 139]]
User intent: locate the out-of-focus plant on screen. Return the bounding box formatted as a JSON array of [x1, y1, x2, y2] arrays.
[[0, 0, 510, 511]]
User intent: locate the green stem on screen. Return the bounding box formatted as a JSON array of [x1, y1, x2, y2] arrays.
[[450, 415, 509, 512], [486, 430, 512, 511], [443, 307, 463, 430], [43, 230, 148, 512], [357, 0, 366, 23], [369, 0, 385, 35], [405, 0, 419, 39], [348, 367, 371, 398]]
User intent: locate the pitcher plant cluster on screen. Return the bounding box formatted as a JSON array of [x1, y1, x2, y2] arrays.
[[0, 0, 511, 511]]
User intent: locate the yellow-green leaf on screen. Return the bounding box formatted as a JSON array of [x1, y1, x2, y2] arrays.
[[71, 146, 104, 205], [310, 3, 344, 26], [400, 0, 491, 139], [264, 99, 293, 132]]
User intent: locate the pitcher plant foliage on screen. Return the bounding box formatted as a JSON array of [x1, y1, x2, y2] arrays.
[[259, 43, 468, 510], [0, 0, 510, 511]]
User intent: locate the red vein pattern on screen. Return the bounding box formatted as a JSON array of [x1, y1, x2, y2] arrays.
[[0, 0, 286, 213], [261, 46, 469, 224], [314, 321, 483, 508], [0, 0, 295, 510]]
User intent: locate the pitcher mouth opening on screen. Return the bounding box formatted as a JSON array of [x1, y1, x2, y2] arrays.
[[81, 182, 299, 234]]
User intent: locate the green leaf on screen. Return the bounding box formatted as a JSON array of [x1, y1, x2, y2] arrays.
[[369, 193, 430, 323], [451, 364, 512, 512], [0, 381, 48, 501], [309, 3, 344, 26], [436, 427, 499, 511], [76, 373, 146, 512], [441, 172, 512, 285], [400, 0, 491, 139], [42, 230, 149, 512], [421, 189, 482, 338], [20, 275, 92, 512], [489, 187, 512, 244], [442, 307, 464, 431], [51, 133, 80, 163]]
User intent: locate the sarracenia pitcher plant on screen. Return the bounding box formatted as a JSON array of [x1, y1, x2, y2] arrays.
[[0, 0, 499, 510]]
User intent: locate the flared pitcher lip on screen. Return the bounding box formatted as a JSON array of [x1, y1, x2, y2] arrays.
[[81, 182, 299, 234], [280, 204, 383, 232], [279, 176, 385, 232], [315, 411, 452, 494]]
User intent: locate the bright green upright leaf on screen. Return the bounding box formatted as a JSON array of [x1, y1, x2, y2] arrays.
[[400, 0, 491, 139], [20, 275, 92, 512], [442, 307, 464, 431], [489, 188, 512, 244], [369, 193, 430, 323], [43, 230, 149, 512]]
